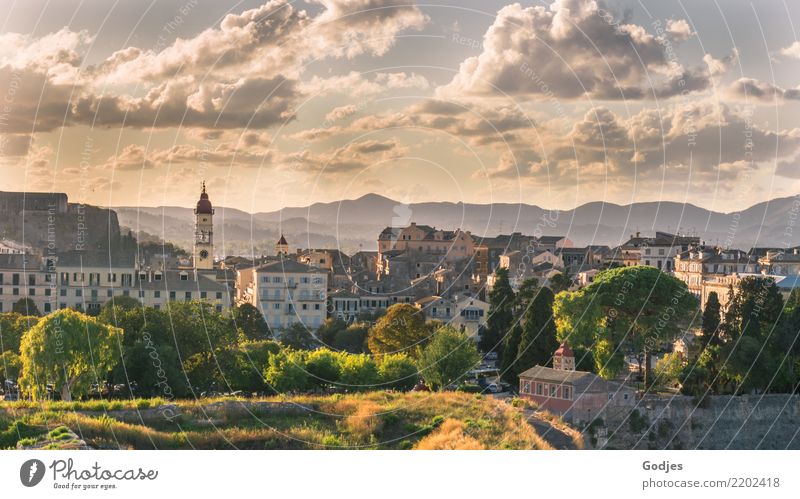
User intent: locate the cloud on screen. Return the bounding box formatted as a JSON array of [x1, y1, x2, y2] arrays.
[[725, 78, 800, 102], [664, 19, 694, 43], [438, 0, 712, 101], [780, 41, 800, 59], [776, 157, 800, 178], [0, 0, 427, 133], [279, 138, 404, 176]]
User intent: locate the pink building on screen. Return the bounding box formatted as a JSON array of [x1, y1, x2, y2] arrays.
[[518, 342, 636, 424]]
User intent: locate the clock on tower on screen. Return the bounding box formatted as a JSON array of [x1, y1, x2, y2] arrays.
[[193, 182, 214, 270]]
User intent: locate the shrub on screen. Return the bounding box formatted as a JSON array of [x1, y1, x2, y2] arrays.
[[377, 354, 418, 391], [338, 354, 379, 390]]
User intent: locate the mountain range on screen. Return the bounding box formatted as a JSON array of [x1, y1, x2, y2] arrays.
[[113, 193, 800, 256]]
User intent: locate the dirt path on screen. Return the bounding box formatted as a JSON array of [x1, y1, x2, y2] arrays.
[[524, 410, 583, 450]]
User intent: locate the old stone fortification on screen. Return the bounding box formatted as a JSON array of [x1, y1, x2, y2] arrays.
[[585, 394, 800, 450], [0, 191, 121, 252]]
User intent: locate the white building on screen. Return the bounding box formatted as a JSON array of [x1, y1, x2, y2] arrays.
[[245, 259, 328, 330]]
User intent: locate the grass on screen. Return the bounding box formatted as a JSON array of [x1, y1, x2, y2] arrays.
[[0, 392, 554, 450]]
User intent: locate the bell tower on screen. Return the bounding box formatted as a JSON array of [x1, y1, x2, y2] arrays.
[[193, 182, 214, 270]]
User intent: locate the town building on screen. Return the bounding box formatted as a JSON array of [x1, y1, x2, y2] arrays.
[[241, 259, 328, 330], [673, 246, 758, 309], [0, 254, 55, 314], [518, 342, 636, 424], [377, 223, 475, 262]]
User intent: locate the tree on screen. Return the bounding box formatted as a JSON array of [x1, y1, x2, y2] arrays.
[[233, 304, 269, 341], [515, 287, 559, 375], [701, 291, 722, 347], [0, 312, 39, 353], [499, 323, 523, 384], [264, 350, 310, 393], [548, 272, 572, 293], [12, 298, 40, 317], [0, 350, 21, 385], [317, 318, 348, 346], [332, 323, 370, 353], [19, 309, 123, 401], [553, 266, 698, 387], [377, 353, 418, 391], [652, 352, 684, 390], [278, 322, 319, 350], [97, 296, 142, 323], [367, 304, 429, 357], [338, 354, 379, 390], [418, 326, 480, 390], [480, 267, 515, 353], [305, 349, 341, 388], [166, 301, 238, 359]]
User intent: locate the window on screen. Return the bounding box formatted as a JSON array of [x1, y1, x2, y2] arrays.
[[107, 289, 112, 297], [28, 274, 35, 285], [45, 288, 51, 296], [608, 393, 613, 400], [563, 387, 571, 400], [75, 289, 82, 297], [44, 303, 51, 313], [169, 291, 176, 300], [273, 303, 280, 309], [154, 291, 161, 298], [300, 277, 309, 284], [29, 288, 35, 296], [549, 385, 557, 397], [216, 292, 222, 299], [523, 381, 531, 394], [138, 290, 145, 298], [272, 276, 282, 283], [201, 291, 207, 299], [314, 304, 320, 310], [185, 292, 192, 301], [12, 288, 19, 295], [180, 273, 189, 281], [302, 304, 308, 310], [154, 273, 162, 281], [60, 289, 67, 297]]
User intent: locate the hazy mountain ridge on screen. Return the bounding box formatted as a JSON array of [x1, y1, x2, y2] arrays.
[[113, 194, 800, 254]]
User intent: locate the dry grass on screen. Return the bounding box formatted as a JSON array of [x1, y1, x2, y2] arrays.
[[1, 391, 560, 450], [415, 419, 485, 450]]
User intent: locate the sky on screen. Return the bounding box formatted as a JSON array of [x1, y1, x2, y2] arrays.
[[0, 0, 799, 213]]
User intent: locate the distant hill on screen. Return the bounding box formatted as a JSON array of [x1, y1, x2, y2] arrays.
[[114, 193, 800, 254]]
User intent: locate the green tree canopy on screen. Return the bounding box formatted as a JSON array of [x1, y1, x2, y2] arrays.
[[701, 291, 722, 347], [12, 298, 40, 317], [553, 266, 698, 386], [338, 353, 379, 390], [0, 312, 39, 353], [233, 303, 269, 341], [19, 309, 123, 400], [418, 326, 480, 390], [264, 350, 310, 393], [515, 286, 559, 376], [367, 304, 428, 357], [377, 353, 418, 391], [480, 267, 516, 353]]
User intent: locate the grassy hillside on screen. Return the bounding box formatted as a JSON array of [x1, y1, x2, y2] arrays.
[[0, 392, 565, 450]]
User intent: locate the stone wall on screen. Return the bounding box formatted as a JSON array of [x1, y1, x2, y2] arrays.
[[584, 394, 800, 450]]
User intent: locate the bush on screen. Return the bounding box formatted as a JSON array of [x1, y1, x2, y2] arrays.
[[305, 349, 341, 388], [377, 354, 418, 391], [338, 354, 379, 391]]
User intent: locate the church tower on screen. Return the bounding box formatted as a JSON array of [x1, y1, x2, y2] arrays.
[[193, 182, 214, 270], [553, 341, 576, 371], [275, 234, 289, 256]]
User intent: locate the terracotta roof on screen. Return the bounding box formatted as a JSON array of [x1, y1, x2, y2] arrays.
[[554, 341, 574, 357]]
